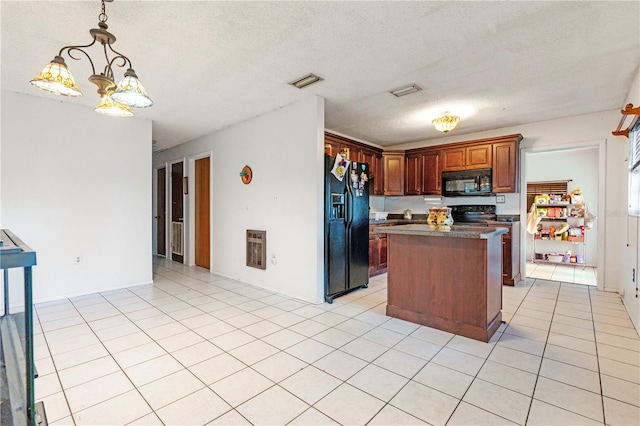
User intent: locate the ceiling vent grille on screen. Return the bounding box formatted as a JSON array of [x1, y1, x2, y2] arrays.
[[246, 230, 267, 270], [289, 73, 323, 89], [390, 84, 422, 97]]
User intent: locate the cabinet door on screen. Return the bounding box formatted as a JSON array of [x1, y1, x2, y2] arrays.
[[383, 153, 405, 195], [441, 147, 466, 171], [421, 151, 441, 195], [405, 153, 422, 195], [493, 141, 518, 193], [368, 236, 378, 277], [379, 236, 388, 270], [466, 144, 492, 169], [373, 153, 384, 195], [502, 233, 512, 285], [360, 149, 375, 168]]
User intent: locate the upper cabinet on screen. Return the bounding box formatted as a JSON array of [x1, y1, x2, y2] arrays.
[[402, 134, 521, 196], [421, 150, 442, 195], [383, 152, 405, 196], [405, 149, 441, 195], [492, 137, 521, 193], [442, 144, 492, 171], [324, 132, 384, 195], [326, 131, 522, 197]]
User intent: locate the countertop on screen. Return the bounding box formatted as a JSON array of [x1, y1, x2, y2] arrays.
[[373, 224, 509, 239]]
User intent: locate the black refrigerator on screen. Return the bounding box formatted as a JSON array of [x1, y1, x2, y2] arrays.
[[324, 154, 369, 303]]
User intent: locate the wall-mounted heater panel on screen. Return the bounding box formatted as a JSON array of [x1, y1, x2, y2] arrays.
[[246, 230, 266, 269]]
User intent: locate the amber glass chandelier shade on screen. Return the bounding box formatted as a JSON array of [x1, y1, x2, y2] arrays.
[[432, 112, 460, 133], [110, 69, 153, 108], [29, 57, 82, 97], [95, 94, 134, 117]]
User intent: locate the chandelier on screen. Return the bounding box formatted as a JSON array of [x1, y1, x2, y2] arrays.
[[432, 112, 460, 133], [29, 0, 152, 117]]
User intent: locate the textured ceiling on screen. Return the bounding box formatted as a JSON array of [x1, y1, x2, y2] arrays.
[[2, 1, 639, 152]]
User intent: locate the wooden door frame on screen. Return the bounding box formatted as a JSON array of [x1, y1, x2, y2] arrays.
[[187, 151, 213, 269], [520, 139, 606, 291], [153, 165, 169, 257]]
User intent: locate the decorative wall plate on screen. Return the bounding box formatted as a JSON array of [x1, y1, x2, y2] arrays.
[[240, 165, 252, 184]]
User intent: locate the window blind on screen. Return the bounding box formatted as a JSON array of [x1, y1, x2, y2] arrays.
[[526, 181, 570, 209]]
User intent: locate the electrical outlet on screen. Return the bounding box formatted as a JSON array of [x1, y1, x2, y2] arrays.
[[75, 256, 81, 263], [496, 195, 506, 203]]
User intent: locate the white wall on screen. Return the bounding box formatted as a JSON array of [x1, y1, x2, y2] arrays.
[[153, 96, 325, 303], [524, 147, 599, 267], [620, 69, 640, 331], [1, 91, 153, 303]]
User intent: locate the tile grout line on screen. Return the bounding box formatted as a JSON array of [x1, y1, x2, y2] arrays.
[[522, 278, 560, 426]]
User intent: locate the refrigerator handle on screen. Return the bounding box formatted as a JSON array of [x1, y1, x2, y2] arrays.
[[345, 184, 353, 227]]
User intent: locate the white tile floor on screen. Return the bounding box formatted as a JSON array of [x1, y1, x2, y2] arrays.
[[527, 261, 597, 286], [33, 258, 639, 425]]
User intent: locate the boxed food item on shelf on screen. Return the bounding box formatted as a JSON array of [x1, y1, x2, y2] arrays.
[[534, 194, 550, 205]]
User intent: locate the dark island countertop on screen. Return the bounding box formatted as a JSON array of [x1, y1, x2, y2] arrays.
[[373, 224, 508, 239]]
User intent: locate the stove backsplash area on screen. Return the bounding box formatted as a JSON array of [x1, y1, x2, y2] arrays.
[[376, 193, 520, 216]]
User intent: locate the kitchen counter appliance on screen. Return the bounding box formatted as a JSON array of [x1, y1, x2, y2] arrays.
[[324, 154, 369, 303], [442, 168, 492, 197]]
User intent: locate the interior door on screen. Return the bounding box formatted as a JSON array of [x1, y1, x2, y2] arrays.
[[195, 157, 210, 268], [171, 161, 184, 263], [156, 167, 166, 256]]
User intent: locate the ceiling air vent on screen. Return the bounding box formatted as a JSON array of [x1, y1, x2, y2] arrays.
[[389, 84, 422, 97], [289, 73, 324, 89], [246, 230, 267, 270]]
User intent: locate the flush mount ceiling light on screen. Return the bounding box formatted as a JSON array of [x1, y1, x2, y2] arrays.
[[389, 84, 422, 97], [432, 112, 460, 133], [289, 73, 324, 89], [29, 0, 152, 117]]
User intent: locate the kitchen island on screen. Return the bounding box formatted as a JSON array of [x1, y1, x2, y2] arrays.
[[375, 224, 508, 342]]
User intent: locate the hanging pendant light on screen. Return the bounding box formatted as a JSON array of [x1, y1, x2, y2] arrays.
[[29, 0, 153, 116], [30, 56, 82, 97], [110, 68, 153, 108], [95, 92, 133, 117], [432, 112, 460, 133]]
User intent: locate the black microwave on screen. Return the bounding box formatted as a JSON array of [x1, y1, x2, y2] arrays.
[[442, 168, 492, 197]]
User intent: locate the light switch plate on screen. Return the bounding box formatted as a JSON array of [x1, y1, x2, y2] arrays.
[[496, 195, 506, 203]]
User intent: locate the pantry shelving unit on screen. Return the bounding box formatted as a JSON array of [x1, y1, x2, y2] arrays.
[[531, 199, 587, 270]]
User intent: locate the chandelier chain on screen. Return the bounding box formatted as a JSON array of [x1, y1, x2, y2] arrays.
[[99, 0, 108, 23]]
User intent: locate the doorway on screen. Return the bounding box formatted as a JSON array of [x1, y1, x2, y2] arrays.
[[156, 167, 166, 257], [194, 157, 210, 268], [171, 161, 184, 263], [522, 143, 604, 289]]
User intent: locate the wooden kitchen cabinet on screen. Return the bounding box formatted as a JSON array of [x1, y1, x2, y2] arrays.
[[405, 153, 422, 195], [441, 147, 466, 171], [466, 144, 492, 169], [421, 150, 441, 194], [442, 144, 491, 171], [324, 132, 384, 195], [369, 225, 389, 276], [383, 152, 405, 195], [404, 149, 441, 195], [493, 139, 520, 193]]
